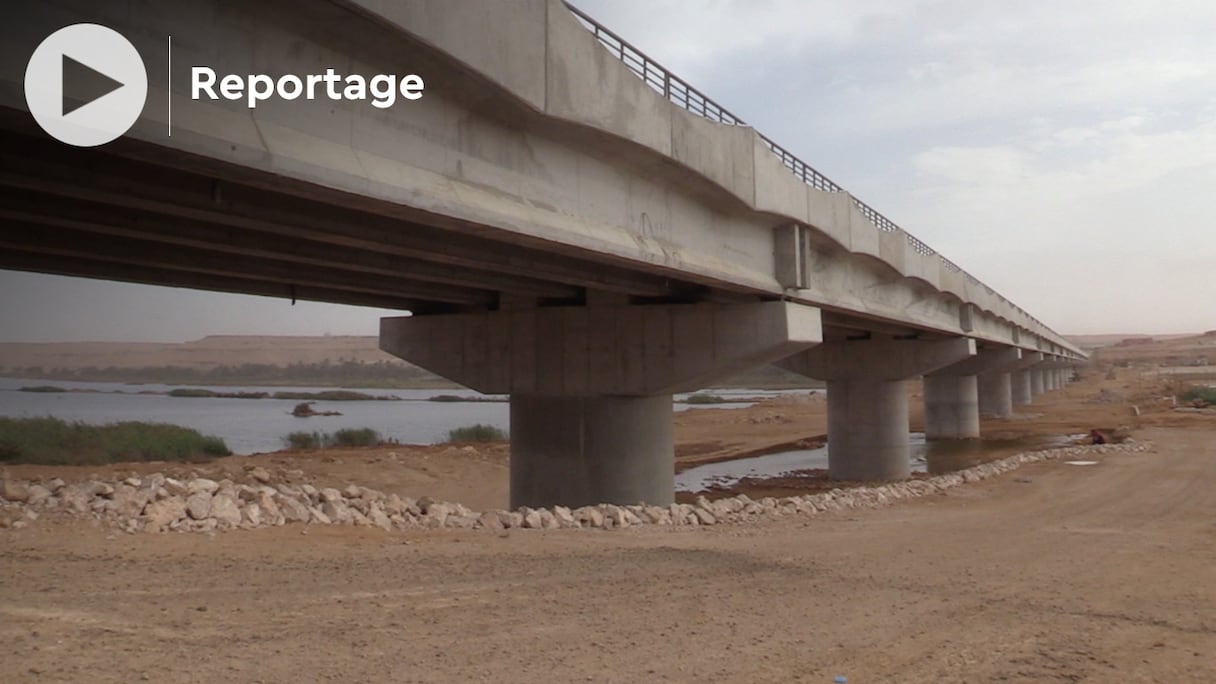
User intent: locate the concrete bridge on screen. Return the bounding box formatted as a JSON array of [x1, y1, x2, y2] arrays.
[[0, 0, 1084, 508]]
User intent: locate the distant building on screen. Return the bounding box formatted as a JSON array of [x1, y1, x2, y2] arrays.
[[1117, 337, 1154, 346]]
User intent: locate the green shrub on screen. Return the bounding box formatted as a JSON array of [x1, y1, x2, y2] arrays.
[[684, 393, 726, 405], [1179, 386, 1216, 405], [272, 390, 383, 401], [167, 388, 217, 398], [221, 391, 269, 399], [281, 428, 383, 450], [446, 424, 507, 442], [329, 427, 382, 447], [18, 385, 66, 393], [282, 431, 323, 450], [0, 417, 230, 465]]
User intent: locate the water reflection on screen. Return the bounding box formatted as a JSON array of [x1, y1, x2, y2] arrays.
[[676, 432, 1082, 492]]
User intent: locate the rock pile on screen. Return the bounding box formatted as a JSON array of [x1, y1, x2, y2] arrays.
[[0, 442, 1152, 534]]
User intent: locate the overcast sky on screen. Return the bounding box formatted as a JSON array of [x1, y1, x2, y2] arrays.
[[2, 0, 1213, 342]]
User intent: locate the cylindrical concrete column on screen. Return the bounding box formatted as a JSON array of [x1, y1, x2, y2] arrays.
[[826, 379, 909, 481], [1047, 371, 1059, 391], [1030, 369, 1045, 395], [510, 394, 673, 509], [978, 371, 1013, 417], [1013, 370, 1033, 405], [923, 375, 980, 439]]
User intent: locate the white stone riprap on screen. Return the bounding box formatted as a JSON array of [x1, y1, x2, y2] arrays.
[[0, 442, 1153, 533]]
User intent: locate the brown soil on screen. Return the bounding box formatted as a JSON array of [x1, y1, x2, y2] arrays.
[[2, 368, 1215, 682]]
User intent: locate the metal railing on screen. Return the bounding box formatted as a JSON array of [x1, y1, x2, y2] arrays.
[[562, 2, 1061, 334]]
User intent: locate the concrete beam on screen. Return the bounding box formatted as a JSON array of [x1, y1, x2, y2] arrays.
[[0, 222, 495, 307], [926, 345, 1021, 377], [0, 147, 684, 299], [381, 301, 822, 396], [778, 336, 975, 381]]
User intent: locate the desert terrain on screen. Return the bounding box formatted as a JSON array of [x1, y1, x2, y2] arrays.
[[1, 336, 1214, 682]]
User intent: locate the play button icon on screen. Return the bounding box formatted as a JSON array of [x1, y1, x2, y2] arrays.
[[62, 54, 126, 117], [25, 23, 148, 147]]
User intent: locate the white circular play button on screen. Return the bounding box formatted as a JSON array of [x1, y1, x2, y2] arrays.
[[24, 23, 148, 147]]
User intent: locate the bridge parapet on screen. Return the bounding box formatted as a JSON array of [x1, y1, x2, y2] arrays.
[[558, 1, 1074, 355]]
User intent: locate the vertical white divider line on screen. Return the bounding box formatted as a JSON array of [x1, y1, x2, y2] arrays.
[[167, 35, 172, 137]]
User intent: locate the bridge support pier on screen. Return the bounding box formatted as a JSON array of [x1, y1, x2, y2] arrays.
[[1008, 352, 1044, 406], [779, 336, 975, 481], [380, 301, 822, 508], [1013, 370, 1034, 405], [923, 346, 1020, 437], [1030, 369, 1046, 396], [923, 375, 980, 440], [825, 378, 911, 480], [978, 371, 1013, 417], [510, 395, 672, 509]]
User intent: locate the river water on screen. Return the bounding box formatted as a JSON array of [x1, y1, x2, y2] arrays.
[[675, 432, 1084, 492], [0, 377, 783, 455], [2, 377, 1080, 486]]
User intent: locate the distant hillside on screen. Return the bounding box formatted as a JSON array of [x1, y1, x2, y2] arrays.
[[1089, 331, 1216, 366], [0, 335, 402, 371], [1066, 332, 1201, 351]]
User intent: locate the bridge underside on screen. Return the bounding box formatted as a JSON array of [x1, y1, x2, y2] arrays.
[[0, 118, 724, 315], [1, 115, 1085, 509], [0, 112, 969, 348]]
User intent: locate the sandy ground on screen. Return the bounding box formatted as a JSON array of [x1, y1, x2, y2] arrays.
[[1, 368, 1214, 682]]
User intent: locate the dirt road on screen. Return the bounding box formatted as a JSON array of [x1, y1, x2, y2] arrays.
[[2, 422, 1213, 683]]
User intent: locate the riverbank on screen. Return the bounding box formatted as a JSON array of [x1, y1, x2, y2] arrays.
[[2, 365, 1206, 509], [1, 424, 1211, 683]]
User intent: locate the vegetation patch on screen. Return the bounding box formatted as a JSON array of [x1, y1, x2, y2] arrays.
[[330, 427, 382, 447], [167, 388, 270, 399], [272, 390, 390, 401], [1178, 386, 1216, 406], [166, 388, 388, 401], [280, 427, 385, 450], [446, 424, 507, 443], [167, 388, 218, 398], [17, 385, 67, 393], [0, 417, 230, 465], [282, 431, 324, 450]]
